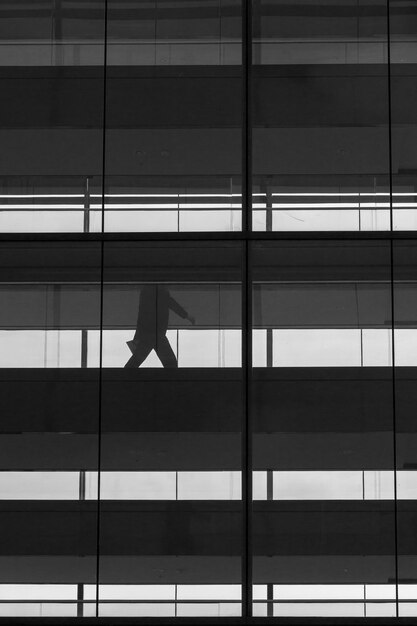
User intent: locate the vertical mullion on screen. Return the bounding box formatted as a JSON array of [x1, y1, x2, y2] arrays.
[[242, 0, 253, 618], [95, 0, 108, 618], [386, 0, 399, 617], [387, 0, 393, 235], [242, 237, 253, 618], [390, 225, 400, 620], [243, 0, 253, 233]]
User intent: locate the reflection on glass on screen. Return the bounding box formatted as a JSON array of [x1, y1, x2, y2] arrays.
[[104, 0, 242, 233], [3, 0, 417, 620], [0, 242, 101, 618], [102, 248, 242, 367], [99, 242, 242, 616], [0, 1, 106, 67], [0, 0, 105, 235], [391, 2, 417, 231], [394, 241, 417, 608], [0, 177, 103, 234], [106, 0, 242, 67], [252, 0, 391, 232], [252, 271, 392, 367], [102, 181, 242, 234], [252, 241, 396, 617]]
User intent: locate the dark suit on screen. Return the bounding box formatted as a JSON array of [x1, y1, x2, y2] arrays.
[[125, 285, 188, 368]]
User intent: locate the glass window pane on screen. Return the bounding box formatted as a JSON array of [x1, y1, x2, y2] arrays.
[[98, 241, 243, 617], [251, 240, 396, 617], [104, 1, 242, 233], [0, 242, 101, 618], [394, 241, 417, 598], [252, 0, 390, 232], [0, 2, 106, 233], [390, 1, 417, 230]]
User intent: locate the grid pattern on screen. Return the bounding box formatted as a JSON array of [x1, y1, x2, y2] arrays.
[[0, 0, 417, 622]]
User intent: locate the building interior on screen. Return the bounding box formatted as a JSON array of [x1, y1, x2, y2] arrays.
[[0, 0, 416, 620]]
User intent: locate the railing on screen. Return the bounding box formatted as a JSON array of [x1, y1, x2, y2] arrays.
[[0, 191, 242, 233], [2, 326, 417, 368], [1, 190, 417, 232], [2, 583, 417, 617]]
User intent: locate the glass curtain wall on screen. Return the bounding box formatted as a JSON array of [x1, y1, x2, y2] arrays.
[[252, 241, 396, 617], [104, 0, 243, 233], [252, 0, 391, 232], [98, 241, 243, 617], [0, 242, 102, 617], [0, 0, 106, 233], [0, 0, 416, 621]]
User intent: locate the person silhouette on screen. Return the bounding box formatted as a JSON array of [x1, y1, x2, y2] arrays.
[[124, 285, 195, 368]]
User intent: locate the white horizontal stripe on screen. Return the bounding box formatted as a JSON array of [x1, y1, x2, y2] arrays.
[[0, 471, 414, 501], [1, 583, 417, 603]]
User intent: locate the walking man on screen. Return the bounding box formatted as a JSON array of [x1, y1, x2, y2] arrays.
[[125, 285, 195, 368]]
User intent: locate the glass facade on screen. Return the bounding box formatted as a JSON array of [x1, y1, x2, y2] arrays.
[[0, 0, 416, 621]]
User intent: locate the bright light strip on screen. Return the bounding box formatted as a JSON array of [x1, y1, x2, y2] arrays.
[[91, 193, 244, 198], [0, 204, 84, 209], [3, 204, 416, 210], [91, 193, 179, 198], [269, 203, 417, 208], [91, 203, 180, 209], [95, 203, 240, 209], [272, 203, 360, 208], [3, 202, 417, 210], [272, 192, 417, 197], [0, 194, 84, 199], [0, 191, 416, 200], [178, 193, 243, 198], [389, 202, 417, 207], [272, 192, 363, 197], [178, 204, 241, 209]]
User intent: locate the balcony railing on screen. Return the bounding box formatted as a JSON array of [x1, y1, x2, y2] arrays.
[[1, 190, 417, 232]]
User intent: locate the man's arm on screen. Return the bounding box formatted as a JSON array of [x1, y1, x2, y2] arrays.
[[168, 297, 195, 324]]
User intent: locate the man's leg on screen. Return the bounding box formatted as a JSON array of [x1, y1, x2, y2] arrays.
[[155, 335, 178, 368], [124, 339, 153, 368]]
